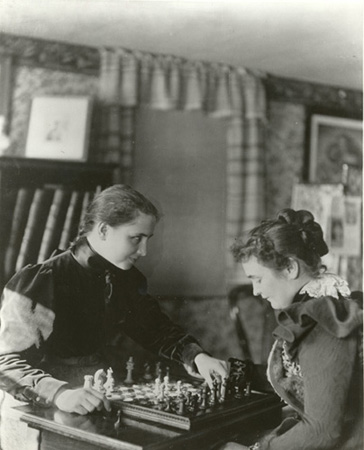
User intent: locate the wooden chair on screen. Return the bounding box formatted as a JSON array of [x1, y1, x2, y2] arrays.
[[228, 284, 276, 364]]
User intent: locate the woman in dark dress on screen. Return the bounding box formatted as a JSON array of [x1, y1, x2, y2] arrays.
[[0, 184, 227, 448]]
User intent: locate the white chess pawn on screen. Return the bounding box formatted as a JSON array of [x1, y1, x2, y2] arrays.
[[104, 367, 115, 395], [83, 375, 94, 389]]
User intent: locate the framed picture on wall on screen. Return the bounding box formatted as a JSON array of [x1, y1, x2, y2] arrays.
[[25, 96, 92, 161], [308, 114, 362, 183]]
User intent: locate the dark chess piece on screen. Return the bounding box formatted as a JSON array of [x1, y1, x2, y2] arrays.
[[164, 396, 172, 412], [190, 394, 199, 412], [199, 386, 207, 410], [143, 362, 153, 381], [184, 391, 192, 407], [220, 377, 227, 402], [177, 395, 186, 415], [114, 410, 122, 431], [209, 379, 218, 405], [228, 358, 254, 399], [155, 361, 162, 380]]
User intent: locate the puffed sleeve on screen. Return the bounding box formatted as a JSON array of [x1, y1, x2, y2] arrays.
[[0, 265, 68, 405], [259, 326, 360, 450]]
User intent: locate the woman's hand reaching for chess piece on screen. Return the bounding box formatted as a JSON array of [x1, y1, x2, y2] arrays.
[[54, 387, 111, 415], [192, 353, 229, 388]]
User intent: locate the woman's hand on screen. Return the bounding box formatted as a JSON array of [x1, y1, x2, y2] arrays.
[[54, 387, 111, 415], [217, 444, 249, 450], [194, 353, 229, 388]]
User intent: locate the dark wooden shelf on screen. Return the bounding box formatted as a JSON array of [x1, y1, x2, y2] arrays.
[[0, 156, 119, 190]]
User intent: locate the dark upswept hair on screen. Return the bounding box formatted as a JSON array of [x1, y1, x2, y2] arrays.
[[73, 184, 160, 245], [231, 208, 329, 276]]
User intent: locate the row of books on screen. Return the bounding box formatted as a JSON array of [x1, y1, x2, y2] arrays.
[[4, 186, 100, 281]]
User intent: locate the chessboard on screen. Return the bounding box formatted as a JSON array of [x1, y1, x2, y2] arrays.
[[107, 380, 277, 430], [84, 358, 280, 431]]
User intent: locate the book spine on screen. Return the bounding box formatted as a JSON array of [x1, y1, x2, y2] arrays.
[[15, 189, 52, 271], [58, 190, 80, 250], [37, 188, 68, 262], [4, 188, 33, 280]]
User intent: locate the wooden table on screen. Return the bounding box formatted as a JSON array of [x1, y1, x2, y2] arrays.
[[14, 393, 282, 450]]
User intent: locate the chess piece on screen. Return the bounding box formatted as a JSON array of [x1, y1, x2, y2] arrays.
[[155, 361, 162, 380], [220, 377, 227, 402], [184, 391, 192, 407], [164, 396, 172, 412], [177, 395, 186, 415], [83, 375, 94, 389], [199, 386, 207, 410], [190, 394, 199, 412], [157, 383, 165, 402], [163, 375, 170, 394], [104, 367, 115, 395], [143, 362, 153, 381], [93, 369, 107, 393], [124, 356, 135, 384], [176, 380, 182, 396], [210, 379, 218, 405], [114, 409, 122, 431], [245, 381, 251, 397], [154, 377, 161, 397]]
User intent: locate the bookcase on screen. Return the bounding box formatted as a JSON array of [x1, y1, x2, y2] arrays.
[[0, 156, 119, 291]]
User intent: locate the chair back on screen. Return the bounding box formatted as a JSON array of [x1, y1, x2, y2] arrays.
[[228, 284, 276, 364]]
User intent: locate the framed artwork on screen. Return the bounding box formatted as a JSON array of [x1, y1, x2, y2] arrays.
[[308, 114, 362, 183], [25, 96, 92, 161]]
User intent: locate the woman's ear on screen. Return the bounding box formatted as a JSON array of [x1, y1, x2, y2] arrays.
[[97, 222, 108, 240], [285, 258, 300, 279]]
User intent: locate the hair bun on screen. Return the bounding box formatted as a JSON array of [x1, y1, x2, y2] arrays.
[[277, 208, 328, 257]]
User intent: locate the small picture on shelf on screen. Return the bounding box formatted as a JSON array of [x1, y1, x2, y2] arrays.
[[25, 96, 92, 161]]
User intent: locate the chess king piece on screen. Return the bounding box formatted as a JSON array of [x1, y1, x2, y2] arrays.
[[124, 356, 135, 384]]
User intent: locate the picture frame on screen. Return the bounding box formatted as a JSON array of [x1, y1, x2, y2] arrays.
[[25, 96, 92, 161], [308, 114, 362, 183]]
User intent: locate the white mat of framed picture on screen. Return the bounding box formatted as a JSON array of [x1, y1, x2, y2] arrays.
[[25, 96, 92, 161]]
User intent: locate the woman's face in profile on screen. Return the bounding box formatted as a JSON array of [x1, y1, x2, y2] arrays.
[[242, 256, 295, 310], [100, 212, 156, 270]]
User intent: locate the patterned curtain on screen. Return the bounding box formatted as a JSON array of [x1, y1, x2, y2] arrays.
[[97, 48, 267, 285]]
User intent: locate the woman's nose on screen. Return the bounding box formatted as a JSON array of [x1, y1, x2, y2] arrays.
[[137, 240, 147, 257], [252, 285, 260, 297]]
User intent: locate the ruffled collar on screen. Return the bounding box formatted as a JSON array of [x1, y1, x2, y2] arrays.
[[273, 274, 362, 357], [299, 273, 351, 299]]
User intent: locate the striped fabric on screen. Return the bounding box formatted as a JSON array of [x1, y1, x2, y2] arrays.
[[97, 48, 267, 287]]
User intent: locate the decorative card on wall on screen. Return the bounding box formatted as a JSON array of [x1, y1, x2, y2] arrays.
[[25, 96, 92, 161]]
